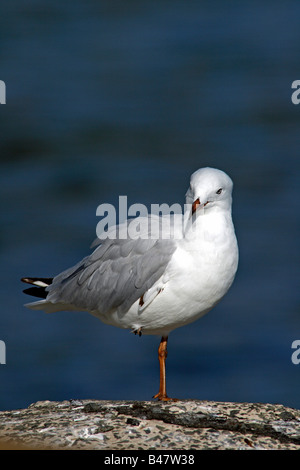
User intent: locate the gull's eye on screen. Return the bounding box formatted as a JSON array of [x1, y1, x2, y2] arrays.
[[216, 188, 223, 195]]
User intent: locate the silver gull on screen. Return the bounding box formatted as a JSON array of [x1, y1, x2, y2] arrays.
[[21, 167, 239, 401]]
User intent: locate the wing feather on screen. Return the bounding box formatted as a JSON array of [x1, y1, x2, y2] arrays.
[[46, 223, 176, 315]]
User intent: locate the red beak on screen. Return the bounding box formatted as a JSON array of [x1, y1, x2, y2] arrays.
[[192, 198, 209, 214], [192, 198, 201, 214]]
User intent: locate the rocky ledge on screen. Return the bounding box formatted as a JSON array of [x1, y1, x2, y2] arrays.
[[0, 399, 299, 450]]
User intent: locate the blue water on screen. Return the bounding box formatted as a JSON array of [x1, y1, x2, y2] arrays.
[[0, 1, 299, 411]]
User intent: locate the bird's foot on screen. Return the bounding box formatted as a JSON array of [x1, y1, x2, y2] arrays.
[[153, 393, 178, 402]]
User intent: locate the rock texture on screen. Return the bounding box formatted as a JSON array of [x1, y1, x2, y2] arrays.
[[0, 399, 299, 450]]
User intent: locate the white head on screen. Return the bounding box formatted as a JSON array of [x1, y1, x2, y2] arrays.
[[185, 167, 234, 215]]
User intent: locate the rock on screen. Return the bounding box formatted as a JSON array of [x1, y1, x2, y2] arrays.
[[0, 399, 299, 450]]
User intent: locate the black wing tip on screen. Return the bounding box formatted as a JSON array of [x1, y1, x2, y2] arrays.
[[22, 287, 48, 299], [21, 277, 33, 284], [21, 277, 53, 299], [21, 277, 53, 286]]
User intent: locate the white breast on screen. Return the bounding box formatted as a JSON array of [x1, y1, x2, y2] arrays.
[[106, 210, 238, 336]]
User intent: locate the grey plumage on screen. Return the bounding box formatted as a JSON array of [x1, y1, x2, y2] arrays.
[[39, 217, 177, 315]]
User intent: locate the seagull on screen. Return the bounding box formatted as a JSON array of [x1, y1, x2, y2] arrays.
[[21, 167, 239, 401]]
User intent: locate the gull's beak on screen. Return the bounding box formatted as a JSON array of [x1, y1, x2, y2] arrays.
[[191, 198, 208, 214], [192, 198, 201, 214]]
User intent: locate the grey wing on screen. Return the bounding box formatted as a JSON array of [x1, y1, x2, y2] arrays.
[[46, 235, 176, 314]]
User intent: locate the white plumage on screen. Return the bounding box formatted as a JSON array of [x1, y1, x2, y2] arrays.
[[22, 167, 238, 400]]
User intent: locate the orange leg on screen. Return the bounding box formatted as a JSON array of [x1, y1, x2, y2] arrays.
[[153, 336, 177, 401]]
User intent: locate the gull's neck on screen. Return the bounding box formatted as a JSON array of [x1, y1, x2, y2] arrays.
[[182, 206, 233, 243]]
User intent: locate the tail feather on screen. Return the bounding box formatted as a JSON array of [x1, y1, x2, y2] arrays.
[[21, 277, 53, 299]]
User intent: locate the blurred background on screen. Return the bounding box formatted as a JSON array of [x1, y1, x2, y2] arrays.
[[0, 0, 299, 412]]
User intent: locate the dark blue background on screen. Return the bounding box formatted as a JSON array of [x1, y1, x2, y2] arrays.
[[0, 1, 299, 411]]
